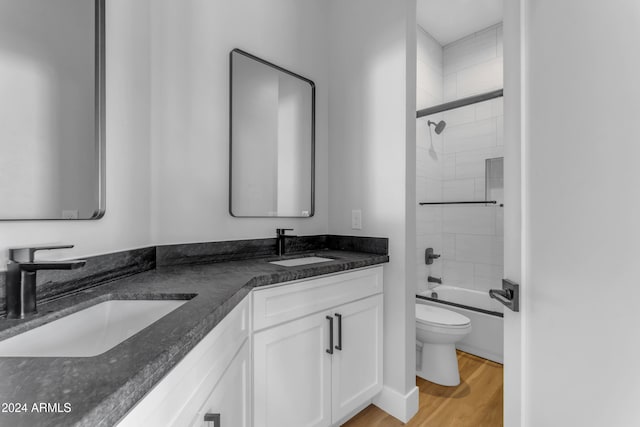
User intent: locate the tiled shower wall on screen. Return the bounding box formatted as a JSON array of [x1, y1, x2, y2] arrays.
[[416, 23, 504, 294], [443, 24, 503, 102]]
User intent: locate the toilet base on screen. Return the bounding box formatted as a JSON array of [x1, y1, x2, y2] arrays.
[[417, 341, 461, 386]]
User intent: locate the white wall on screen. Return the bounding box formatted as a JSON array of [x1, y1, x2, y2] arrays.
[[0, 0, 152, 266], [328, 0, 418, 421], [149, 0, 329, 244], [524, 1, 640, 425]]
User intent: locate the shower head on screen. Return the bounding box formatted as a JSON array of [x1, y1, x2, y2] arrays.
[[428, 120, 447, 135]]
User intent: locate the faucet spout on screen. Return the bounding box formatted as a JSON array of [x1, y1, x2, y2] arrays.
[[18, 260, 86, 273], [5, 245, 85, 319], [427, 276, 442, 285]]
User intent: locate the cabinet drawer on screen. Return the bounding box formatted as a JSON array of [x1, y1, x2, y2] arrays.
[[253, 266, 382, 331], [117, 296, 250, 427]]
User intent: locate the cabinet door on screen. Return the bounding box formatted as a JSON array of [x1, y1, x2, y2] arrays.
[[253, 313, 332, 427], [331, 294, 383, 424], [190, 340, 250, 427]]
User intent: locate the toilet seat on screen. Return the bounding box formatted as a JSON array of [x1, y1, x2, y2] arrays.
[[416, 304, 471, 329]]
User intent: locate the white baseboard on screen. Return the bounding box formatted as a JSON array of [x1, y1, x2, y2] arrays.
[[372, 385, 419, 423]]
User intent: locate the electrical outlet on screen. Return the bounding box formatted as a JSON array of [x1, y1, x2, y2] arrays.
[[351, 209, 362, 230]]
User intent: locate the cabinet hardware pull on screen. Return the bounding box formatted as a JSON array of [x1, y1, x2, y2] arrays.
[[204, 413, 220, 427], [335, 313, 342, 351], [326, 315, 334, 354]]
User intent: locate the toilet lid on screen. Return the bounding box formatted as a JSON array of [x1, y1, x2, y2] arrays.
[[416, 304, 471, 327]]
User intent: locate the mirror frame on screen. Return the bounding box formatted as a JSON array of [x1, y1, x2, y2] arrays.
[[228, 48, 315, 218], [0, 0, 106, 221], [95, 0, 106, 220]]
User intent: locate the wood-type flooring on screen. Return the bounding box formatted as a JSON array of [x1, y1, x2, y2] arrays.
[[343, 351, 503, 427]]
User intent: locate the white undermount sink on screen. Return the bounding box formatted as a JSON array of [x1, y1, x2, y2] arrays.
[[269, 256, 334, 267], [0, 300, 187, 357]]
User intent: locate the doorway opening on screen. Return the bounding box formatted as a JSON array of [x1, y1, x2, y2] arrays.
[[414, 0, 506, 425]]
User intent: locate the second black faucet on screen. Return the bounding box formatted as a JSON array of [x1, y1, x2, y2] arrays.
[[276, 228, 296, 256]]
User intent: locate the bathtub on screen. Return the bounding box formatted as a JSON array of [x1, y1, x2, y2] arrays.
[[416, 285, 504, 364]]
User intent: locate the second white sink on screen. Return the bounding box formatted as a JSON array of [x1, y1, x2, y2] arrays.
[[270, 256, 333, 267], [0, 299, 187, 357]]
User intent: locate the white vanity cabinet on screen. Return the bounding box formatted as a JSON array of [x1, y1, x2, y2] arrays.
[[117, 265, 384, 427], [252, 266, 384, 427], [116, 297, 251, 427]]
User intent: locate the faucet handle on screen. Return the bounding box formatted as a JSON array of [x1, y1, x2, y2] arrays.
[[425, 247, 441, 265], [8, 244, 75, 262]]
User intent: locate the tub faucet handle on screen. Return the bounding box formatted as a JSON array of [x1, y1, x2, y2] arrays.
[[428, 276, 442, 284], [425, 248, 440, 265]]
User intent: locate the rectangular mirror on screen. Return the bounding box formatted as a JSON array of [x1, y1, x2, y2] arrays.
[[229, 49, 315, 218], [0, 0, 105, 220]]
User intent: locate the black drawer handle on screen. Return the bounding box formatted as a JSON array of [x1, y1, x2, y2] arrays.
[[204, 413, 220, 427], [326, 315, 334, 354], [335, 313, 342, 351]]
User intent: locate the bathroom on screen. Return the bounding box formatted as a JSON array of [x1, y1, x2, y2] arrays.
[[1, 0, 639, 426], [411, 3, 506, 413]]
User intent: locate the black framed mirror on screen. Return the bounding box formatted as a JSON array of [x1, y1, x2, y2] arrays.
[[229, 49, 315, 218], [0, 0, 105, 220]]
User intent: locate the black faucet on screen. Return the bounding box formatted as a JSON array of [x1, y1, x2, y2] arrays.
[[427, 276, 442, 284], [5, 245, 86, 319], [276, 229, 296, 256]]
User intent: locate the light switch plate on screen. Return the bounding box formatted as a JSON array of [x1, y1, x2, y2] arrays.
[[351, 209, 362, 230]]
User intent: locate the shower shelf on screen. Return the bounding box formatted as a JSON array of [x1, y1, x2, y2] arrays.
[[419, 201, 498, 206]]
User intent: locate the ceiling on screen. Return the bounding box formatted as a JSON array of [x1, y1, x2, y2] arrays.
[[416, 0, 503, 46]]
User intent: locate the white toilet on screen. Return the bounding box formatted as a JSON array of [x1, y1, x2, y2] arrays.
[[415, 303, 472, 386]]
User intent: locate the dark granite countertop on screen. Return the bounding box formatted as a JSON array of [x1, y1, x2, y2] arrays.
[[0, 249, 388, 427]]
